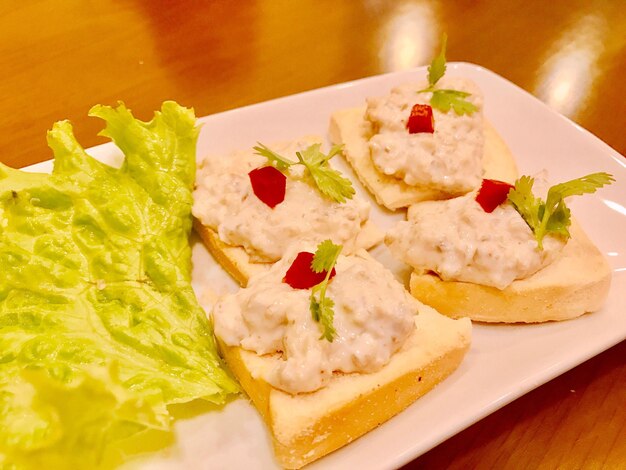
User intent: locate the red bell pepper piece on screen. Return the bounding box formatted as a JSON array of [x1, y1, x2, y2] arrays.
[[475, 178, 514, 213], [406, 104, 435, 134], [283, 251, 336, 289], [248, 166, 286, 208]]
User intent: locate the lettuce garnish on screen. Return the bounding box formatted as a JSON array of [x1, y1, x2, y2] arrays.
[[0, 102, 238, 468]]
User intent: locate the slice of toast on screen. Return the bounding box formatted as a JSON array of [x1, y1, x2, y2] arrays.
[[329, 107, 518, 210], [193, 137, 384, 287], [193, 218, 383, 287], [409, 220, 611, 323], [218, 306, 471, 469]]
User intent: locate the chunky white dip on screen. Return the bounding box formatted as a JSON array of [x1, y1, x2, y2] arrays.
[[212, 248, 417, 394], [366, 77, 484, 194], [193, 139, 372, 263], [385, 193, 566, 290]]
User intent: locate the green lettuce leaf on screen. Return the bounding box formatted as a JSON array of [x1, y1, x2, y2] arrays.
[[0, 102, 239, 468]]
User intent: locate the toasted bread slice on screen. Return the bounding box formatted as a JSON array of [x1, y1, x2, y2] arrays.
[[329, 107, 518, 210], [193, 218, 383, 287], [193, 135, 385, 286], [218, 307, 471, 469], [409, 220, 611, 323]]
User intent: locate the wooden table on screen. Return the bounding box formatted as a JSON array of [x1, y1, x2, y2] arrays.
[[2, 1, 624, 468]]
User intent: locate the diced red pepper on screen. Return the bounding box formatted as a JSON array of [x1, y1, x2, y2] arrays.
[[475, 178, 515, 213], [406, 104, 435, 134], [283, 251, 336, 289], [248, 166, 286, 208]]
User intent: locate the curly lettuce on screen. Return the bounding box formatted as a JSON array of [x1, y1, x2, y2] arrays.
[[0, 102, 239, 468]]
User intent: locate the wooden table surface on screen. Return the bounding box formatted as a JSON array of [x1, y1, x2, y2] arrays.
[[2, 1, 624, 468]]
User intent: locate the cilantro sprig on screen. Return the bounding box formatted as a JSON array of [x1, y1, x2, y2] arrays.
[[253, 143, 355, 203], [418, 33, 478, 116], [309, 240, 342, 342], [427, 32, 448, 86], [508, 172, 614, 249]]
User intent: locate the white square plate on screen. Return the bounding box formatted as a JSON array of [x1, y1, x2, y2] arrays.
[[26, 63, 626, 470]]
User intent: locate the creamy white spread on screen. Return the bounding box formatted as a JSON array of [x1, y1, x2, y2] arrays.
[[212, 248, 417, 394], [193, 140, 372, 262], [366, 77, 484, 193], [385, 192, 566, 290]]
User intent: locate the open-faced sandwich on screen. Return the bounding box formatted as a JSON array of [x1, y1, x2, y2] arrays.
[[212, 240, 471, 468], [386, 173, 614, 322], [192, 137, 382, 285], [329, 35, 518, 210]]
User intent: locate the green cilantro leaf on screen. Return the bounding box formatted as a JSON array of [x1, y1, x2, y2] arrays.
[[309, 240, 342, 342], [545, 199, 571, 238], [430, 89, 478, 116], [507, 175, 544, 233], [254, 142, 354, 203], [508, 172, 614, 249], [253, 142, 295, 171], [310, 290, 336, 342], [419, 34, 478, 116], [428, 33, 447, 87], [297, 144, 355, 203], [546, 172, 615, 205], [311, 239, 342, 273]]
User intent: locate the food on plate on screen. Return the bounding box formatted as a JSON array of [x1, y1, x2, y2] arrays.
[[386, 173, 614, 322], [192, 137, 382, 285], [329, 34, 517, 209], [212, 240, 471, 468], [0, 102, 238, 468]]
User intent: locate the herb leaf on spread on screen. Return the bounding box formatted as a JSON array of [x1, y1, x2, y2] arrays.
[[310, 240, 342, 342], [419, 33, 478, 116], [430, 89, 477, 115], [508, 172, 614, 249], [311, 239, 342, 273], [0, 102, 239, 468], [254, 143, 355, 203], [253, 143, 293, 171], [427, 32, 447, 87]]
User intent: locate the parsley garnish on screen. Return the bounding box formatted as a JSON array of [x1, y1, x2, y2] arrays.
[[508, 172, 614, 249], [253, 143, 355, 203], [418, 33, 477, 116], [309, 240, 342, 342]]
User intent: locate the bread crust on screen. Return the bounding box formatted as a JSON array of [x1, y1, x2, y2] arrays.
[[409, 220, 611, 323], [329, 106, 519, 210], [193, 218, 268, 287], [218, 308, 471, 469]]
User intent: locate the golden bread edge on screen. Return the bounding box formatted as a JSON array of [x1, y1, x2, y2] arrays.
[[192, 218, 265, 287], [328, 106, 518, 210], [218, 310, 471, 469], [409, 220, 612, 323]]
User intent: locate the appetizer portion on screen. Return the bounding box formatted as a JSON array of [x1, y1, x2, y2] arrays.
[[329, 35, 517, 209], [0, 103, 238, 468], [367, 79, 483, 193], [212, 240, 471, 468], [193, 137, 382, 285], [387, 173, 614, 322]]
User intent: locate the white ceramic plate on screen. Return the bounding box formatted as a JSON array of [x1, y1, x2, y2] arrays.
[[25, 63, 626, 470]]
